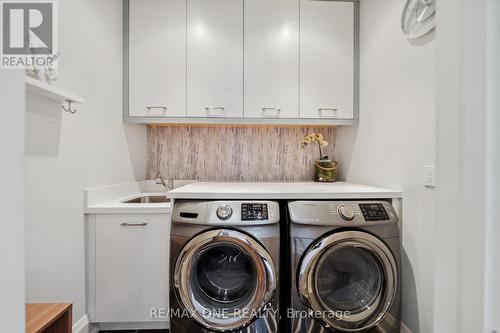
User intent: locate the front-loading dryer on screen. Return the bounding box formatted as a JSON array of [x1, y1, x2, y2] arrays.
[[170, 200, 280, 333], [288, 200, 401, 333]]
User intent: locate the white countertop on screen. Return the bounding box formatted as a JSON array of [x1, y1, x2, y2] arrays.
[[85, 192, 171, 214], [167, 182, 402, 200], [85, 181, 171, 214]]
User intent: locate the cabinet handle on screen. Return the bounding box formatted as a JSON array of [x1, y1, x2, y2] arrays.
[[205, 106, 225, 111], [205, 106, 225, 116], [318, 108, 338, 118], [146, 106, 167, 111], [120, 222, 148, 227], [261, 107, 281, 118]]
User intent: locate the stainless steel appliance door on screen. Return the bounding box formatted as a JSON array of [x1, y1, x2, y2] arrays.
[[174, 229, 276, 332], [298, 231, 397, 332]]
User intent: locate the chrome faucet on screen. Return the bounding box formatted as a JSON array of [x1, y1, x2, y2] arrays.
[[155, 176, 173, 191]]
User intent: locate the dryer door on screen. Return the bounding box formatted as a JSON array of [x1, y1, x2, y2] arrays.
[[174, 229, 276, 332], [298, 231, 397, 332]]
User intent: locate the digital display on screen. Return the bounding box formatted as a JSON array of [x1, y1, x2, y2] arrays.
[[241, 203, 268, 221], [359, 203, 389, 221]]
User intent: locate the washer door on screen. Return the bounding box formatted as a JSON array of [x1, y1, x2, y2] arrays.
[[174, 229, 276, 332], [298, 231, 397, 332]]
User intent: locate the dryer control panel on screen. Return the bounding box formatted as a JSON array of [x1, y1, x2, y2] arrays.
[[359, 203, 389, 221], [288, 200, 398, 226]]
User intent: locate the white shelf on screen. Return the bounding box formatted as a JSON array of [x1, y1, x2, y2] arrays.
[[25, 77, 84, 104]]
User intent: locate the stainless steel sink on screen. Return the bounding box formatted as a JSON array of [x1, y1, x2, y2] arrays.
[[122, 195, 170, 204]]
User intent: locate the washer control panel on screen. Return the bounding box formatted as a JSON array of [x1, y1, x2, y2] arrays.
[[172, 200, 280, 225], [241, 203, 268, 221]]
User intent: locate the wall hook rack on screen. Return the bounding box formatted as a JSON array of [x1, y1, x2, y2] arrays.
[[62, 100, 77, 114]]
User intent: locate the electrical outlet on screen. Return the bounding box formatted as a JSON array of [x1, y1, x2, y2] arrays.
[[424, 165, 436, 188]]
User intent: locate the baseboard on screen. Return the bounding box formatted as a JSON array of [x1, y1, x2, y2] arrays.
[[98, 321, 168, 331], [72, 314, 90, 333], [76, 315, 408, 333], [400, 322, 412, 333]]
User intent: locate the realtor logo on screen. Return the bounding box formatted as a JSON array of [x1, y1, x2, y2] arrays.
[[1, 0, 58, 69]]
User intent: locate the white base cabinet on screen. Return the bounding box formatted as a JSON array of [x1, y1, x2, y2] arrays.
[[86, 213, 170, 324]]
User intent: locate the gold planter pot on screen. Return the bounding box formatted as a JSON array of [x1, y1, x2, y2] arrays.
[[314, 160, 337, 182]]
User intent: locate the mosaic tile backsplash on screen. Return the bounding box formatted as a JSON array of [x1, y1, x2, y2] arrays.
[[147, 125, 337, 181]]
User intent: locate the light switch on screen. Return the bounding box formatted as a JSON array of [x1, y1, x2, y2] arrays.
[[424, 165, 436, 188]]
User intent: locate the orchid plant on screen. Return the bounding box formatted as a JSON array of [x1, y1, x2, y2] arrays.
[[301, 133, 329, 160]]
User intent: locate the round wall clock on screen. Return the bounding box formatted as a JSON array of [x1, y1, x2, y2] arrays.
[[401, 0, 436, 39]]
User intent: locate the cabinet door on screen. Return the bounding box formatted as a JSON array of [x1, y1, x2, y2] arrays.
[[244, 0, 299, 118], [300, 0, 354, 119], [95, 214, 170, 322], [129, 0, 186, 117], [187, 0, 243, 118]]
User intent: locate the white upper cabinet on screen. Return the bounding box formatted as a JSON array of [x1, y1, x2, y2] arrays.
[[128, 0, 186, 117], [299, 0, 355, 119], [244, 0, 299, 119], [126, 0, 357, 124], [187, 0, 244, 118]]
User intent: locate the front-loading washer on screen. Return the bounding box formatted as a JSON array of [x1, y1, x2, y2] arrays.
[[288, 200, 401, 333], [170, 200, 281, 333]]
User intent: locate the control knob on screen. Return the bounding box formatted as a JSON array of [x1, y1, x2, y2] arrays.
[[217, 205, 233, 220], [338, 204, 355, 221]]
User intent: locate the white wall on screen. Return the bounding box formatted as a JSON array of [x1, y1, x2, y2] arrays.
[[433, 0, 495, 332], [430, 0, 461, 331], [486, 1, 500, 331], [335, 0, 436, 332], [25, 0, 147, 324], [0, 71, 25, 333]]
